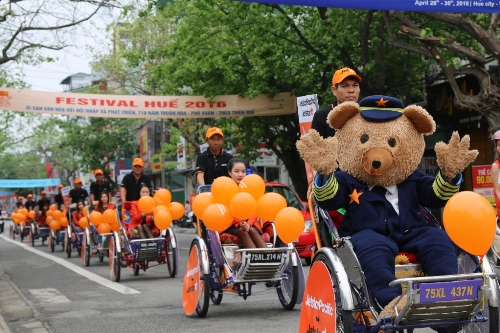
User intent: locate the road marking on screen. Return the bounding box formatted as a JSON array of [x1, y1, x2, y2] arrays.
[[0, 235, 140, 295], [29, 288, 70, 304]]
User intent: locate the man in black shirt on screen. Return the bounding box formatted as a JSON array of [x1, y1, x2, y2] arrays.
[[54, 184, 64, 210], [195, 127, 233, 186], [120, 158, 152, 202], [15, 196, 24, 209], [90, 169, 111, 202], [311, 67, 361, 139], [25, 194, 37, 211], [69, 178, 91, 205], [37, 191, 51, 212]]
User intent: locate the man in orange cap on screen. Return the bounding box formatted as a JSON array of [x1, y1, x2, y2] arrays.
[[54, 184, 65, 210], [311, 67, 361, 139], [90, 169, 111, 202], [36, 191, 51, 213], [15, 196, 24, 209], [69, 178, 91, 205], [120, 157, 152, 202], [195, 127, 233, 186], [25, 194, 36, 211]]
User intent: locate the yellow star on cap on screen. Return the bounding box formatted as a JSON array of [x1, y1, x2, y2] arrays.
[[349, 189, 363, 204], [376, 98, 389, 107]]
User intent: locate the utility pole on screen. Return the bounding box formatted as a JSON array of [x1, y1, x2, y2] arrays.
[[160, 118, 166, 188]]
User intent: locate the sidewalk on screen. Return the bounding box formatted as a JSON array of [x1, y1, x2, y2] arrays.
[[0, 257, 49, 333]]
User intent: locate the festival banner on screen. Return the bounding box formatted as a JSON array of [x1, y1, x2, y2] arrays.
[[237, 0, 500, 13], [471, 165, 494, 205], [0, 178, 61, 188], [297, 94, 319, 185], [0, 88, 296, 119]]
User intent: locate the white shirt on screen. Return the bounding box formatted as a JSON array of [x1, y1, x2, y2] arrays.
[[369, 184, 399, 215]]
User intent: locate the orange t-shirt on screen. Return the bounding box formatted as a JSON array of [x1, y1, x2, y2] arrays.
[[129, 201, 153, 231]]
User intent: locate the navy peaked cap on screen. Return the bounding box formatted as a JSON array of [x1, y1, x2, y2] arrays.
[[359, 95, 405, 122]]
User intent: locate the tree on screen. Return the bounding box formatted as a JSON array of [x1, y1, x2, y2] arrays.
[[0, 152, 47, 195], [384, 11, 500, 134]]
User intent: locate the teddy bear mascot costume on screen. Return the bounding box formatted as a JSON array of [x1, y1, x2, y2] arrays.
[[296, 95, 478, 318]]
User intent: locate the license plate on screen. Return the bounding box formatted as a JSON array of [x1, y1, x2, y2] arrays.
[[250, 252, 282, 263], [419, 279, 482, 303]]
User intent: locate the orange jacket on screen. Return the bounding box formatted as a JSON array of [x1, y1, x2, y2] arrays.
[[72, 210, 83, 227], [92, 203, 115, 213], [232, 215, 262, 233], [129, 201, 153, 231]]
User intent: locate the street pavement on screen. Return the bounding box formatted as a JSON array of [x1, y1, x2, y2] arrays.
[[0, 222, 497, 333]]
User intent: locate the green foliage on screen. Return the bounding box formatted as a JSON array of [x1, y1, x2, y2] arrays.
[[0, 152, 47, 193]]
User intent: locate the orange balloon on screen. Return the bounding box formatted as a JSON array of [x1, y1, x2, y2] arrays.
[[256, 192, 287, 221], [10, 213, 15, 221], [192, 192, 215, 217], [153, 205, 168, 217], [59, 217, 69, 227], [229, 192, 257, 220], [53, 210, 63, 221], [46, 216, 54, 225], [19, 208, 28, 217], [46, 210, 53, 217], [49, 204, 56, 211], [49, 220, 61, 231], [97, 223, 111, 234], [82, 206, 90, 217], [138, 196, 156, 214], [28, 211, 35, 219], [168, 202, 185, 220], [274, 207, 305, 244], [239, 174, 266, 200], [154, 188, 172, 206], [211, 176, 239, 206], [110, 220, 120, 232], [443, 191, 496, 256], [79, 217, 89, 229], [202, 203, 233, 233], [154, 209, 173, 230], [102, 209, 117, 224], [89, 211, 103, 226]]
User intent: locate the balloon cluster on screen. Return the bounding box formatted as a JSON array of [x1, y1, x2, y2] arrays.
[[45, 205, 69, 231], [11, 208, 30, 224], [192, 175, 305, 244], [135, 189, 185, 231]]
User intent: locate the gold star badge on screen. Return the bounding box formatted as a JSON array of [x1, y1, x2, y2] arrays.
[[349, 189, 363, 204], [376, 98, 389, 107]]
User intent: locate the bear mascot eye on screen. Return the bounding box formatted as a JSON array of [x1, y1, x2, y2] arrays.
[[388, 138, 397, 147], [360, 134, 369, 144]]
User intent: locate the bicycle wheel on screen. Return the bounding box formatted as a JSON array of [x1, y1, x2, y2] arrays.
[[81, 232, 90, 267], [49, 231, 55, 252], [277, 259, 299, 310], [64, 231, 71, 258], [165, 229, 177, 278], [109, 235, 121, 282], [182, 239, 210, 317]]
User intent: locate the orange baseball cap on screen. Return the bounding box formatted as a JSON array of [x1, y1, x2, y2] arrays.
[[332, 67, 361, 85], [41, 191, 46, 195], [18, 196, 23, 200], [27, 194, 33, 198], [57, 184, 64, 189], [133, 158, 144, 167], [74, 178, 82, 184], [94, 169, 104, 175], [206, 127, 224, 139]]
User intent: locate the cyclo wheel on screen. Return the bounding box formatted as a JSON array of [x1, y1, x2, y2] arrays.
[[277, 253, 299, 310], [210, 290, 223, 305], [9, 224, 14, 240], [109, 234, 121, 282], [81, 232, 90, 267], [64, 231, 71, 258], [133, 263, 140, 276], [164, 229, 177, 278], [458, 251, 499, 333], [49, 231, 55, 252], [183, 239, 210, 317], [313, 252, 354, 332], [28, 227, 34, 247]]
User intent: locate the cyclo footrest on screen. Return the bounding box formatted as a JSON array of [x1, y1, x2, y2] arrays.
[[233, 247, 290, 283], [386, 273, 496, 330]]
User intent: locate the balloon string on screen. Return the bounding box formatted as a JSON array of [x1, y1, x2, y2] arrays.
[[480, 256, 486, 310]]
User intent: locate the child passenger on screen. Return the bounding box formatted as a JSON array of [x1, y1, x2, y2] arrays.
[[129, 184, 157, 239], [71, 200, 85, 232], [224, 158, 267, 249]]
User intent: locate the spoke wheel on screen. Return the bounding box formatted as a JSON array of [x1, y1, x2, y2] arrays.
[[109, 235, 121, 282], [49, 231, 55, 252], [210, 290, 223, 305], [277, 256, 299, 310], [165, 230, 177, 278], [65, 232, 71, 258], [314, 252, 353, 333], [133, 263, 140, 276], [458, 251, 499, 333], [9, 224, 14, 240], [28, 227, 34, 247], [81, 232, 90, 267]]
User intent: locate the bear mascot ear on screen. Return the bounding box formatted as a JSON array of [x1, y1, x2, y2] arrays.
[[404, 105, 436, 135], [327, 101, 360, 130]]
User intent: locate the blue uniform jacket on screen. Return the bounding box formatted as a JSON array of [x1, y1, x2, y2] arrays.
[[313, 170, 461, 237]]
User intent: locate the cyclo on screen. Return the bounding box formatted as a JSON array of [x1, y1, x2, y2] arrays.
[[63, 204, 84, 258], [105, 196, 179, 282], [300, 195, 499, 333], [182, 185, 305, 318], [80, 204, 114, 266]]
